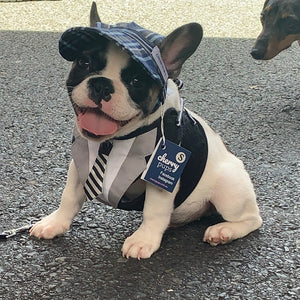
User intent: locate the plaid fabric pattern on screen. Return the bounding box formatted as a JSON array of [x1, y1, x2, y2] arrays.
[[59, 22, 167, 99]]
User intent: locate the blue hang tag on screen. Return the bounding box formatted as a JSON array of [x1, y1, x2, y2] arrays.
[[141, 138, 191, 193]]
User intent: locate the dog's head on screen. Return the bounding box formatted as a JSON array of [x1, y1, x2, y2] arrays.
[[251, 0, 300, 60], [59, 4, 202, 142]]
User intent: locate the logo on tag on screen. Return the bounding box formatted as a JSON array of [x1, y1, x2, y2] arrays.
[[141, 138, 191, 192], [176, 152, 186, 163]]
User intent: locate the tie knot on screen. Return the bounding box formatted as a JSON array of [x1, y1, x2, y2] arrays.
[[99, 141, 112, 156]]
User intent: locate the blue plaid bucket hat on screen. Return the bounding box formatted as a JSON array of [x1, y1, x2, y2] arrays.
[[59, 22, 168, 103]]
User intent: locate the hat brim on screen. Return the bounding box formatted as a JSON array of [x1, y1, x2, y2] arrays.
[[59, 27, 107, 61], [59, 23, 166, 88]]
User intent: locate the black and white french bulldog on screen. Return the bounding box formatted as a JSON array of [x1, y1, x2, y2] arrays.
[[30, 2, 262, 259]]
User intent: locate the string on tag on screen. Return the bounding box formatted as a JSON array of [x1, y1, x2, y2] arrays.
[[176, 97, 185, 127], [160, 103, 167, 149]]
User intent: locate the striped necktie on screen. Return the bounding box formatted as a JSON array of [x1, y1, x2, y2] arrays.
[[84, 141, 112, 200]]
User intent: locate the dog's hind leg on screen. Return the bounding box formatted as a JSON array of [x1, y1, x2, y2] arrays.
[[203, 159, 262, 246]]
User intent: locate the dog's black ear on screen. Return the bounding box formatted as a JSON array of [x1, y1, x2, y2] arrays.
[[90, 1, 101, 27], [159, 23, 203, 79]]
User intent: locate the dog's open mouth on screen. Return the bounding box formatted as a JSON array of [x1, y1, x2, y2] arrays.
[[72, 102, 134, 138]]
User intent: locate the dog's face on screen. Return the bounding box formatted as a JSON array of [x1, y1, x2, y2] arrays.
[[64, 22, 203, 142], [251, 0, 300, 60], [66, 38, 161, 141]]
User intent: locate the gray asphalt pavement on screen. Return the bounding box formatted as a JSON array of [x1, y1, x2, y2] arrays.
[[1, 1, 300, 300]]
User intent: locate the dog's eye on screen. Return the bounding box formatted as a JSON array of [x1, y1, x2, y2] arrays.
[[77, 57, 90, 69], [130, 76, 143, 88]]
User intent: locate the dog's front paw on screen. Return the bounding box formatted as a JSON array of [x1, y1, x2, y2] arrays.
[[122, 228, 162, 259], [203, 222, 234, 246], [30, 210, 71, 239]]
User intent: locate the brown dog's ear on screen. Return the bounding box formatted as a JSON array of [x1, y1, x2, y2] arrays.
[[159, 23, 203, 79], [90, 1, 101, 27]]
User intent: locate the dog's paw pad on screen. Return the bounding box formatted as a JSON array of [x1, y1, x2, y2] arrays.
[[203, 223, 234, 246]]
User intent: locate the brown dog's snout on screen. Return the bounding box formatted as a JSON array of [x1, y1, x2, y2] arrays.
[[88, 77, 115, 105], [251, 32, 270, 60], [251, 47, 266, 60]]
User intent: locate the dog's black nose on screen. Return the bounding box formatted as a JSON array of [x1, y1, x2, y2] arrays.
[[88, 77, 115, 105], [250, 48, 265, 60]]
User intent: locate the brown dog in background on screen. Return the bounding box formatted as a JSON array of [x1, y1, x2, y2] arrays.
[[251, 0, 300, 60]]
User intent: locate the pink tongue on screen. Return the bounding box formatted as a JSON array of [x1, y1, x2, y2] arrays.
[[78, 111, 118, 136]]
